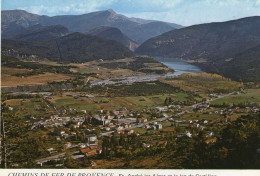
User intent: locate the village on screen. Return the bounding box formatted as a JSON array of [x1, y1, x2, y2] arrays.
[[8, 89, 256, 168]]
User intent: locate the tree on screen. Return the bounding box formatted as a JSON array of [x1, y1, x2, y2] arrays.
[[64, 151, 74, 168], [164, 97, 169, 106]]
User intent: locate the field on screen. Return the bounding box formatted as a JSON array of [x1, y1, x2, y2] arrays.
[[5, 98, 54, 118], [2, 69, 71, 87], [159, 73, 242, 96], [50, 92, 192, 112], [211, 89, 260, 105], [180, 112, 222, 120]]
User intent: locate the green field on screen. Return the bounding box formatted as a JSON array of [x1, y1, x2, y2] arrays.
[[211, 89, 260, 106], [52, 92, 193, 112], [181, 113, 222, 120], [54, 97, 100, 111], [6, 98, 52, 118]]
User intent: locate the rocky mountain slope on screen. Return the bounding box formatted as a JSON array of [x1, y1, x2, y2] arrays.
[[85, 26, 138, 51]]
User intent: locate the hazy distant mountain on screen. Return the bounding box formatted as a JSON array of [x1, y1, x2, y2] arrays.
[[7, 24, 70, 42], [129, 17, 183, 29], [2, 32, 134, 62], [127, 21, 176, 44], [136, 16, 260, 81], [1, 9, 181, 44], [85, 26, 139, 51], [1, 10, 48, 38]]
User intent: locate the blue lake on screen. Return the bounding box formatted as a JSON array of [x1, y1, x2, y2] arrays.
[[154, 58, 202, 76]]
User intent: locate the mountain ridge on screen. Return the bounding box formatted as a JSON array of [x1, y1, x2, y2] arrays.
[[2, 32, 135, 62], [6, 24, 70, 42], [2, 9, 181, 44]]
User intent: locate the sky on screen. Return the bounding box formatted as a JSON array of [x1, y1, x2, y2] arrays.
[[2, 0, 260, 26]]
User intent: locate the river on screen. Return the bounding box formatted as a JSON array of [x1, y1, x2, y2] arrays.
[[91, 58, 202, 86]]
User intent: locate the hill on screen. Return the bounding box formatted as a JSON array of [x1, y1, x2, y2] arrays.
[[1, 9, 181, 44], [136, 16, 260, 81], [7, 24, 70, 42], [217, 44, 260, 82], [85, 26, 138, 51], [2, 32, 135, 62]]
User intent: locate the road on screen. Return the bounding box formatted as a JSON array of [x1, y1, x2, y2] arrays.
[[35, 151, 78, 163], [191, 92, 235, 108]]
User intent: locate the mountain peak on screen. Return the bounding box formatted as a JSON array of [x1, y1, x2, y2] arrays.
[[107, 9, 116, 14]]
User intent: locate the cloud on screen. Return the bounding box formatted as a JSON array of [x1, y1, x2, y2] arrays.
[[18, 0, 116, 15], [5, 0, 260, 25], [124, 0, 260, 26]]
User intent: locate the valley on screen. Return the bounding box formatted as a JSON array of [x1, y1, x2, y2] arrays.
[[1, 8, 260, 170], [2, 55, 259, 169]]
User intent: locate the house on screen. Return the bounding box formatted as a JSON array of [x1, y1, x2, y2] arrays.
[[116, 146, 125, 153], [155, 124, 163, 130], [184, 131, 192, 138], [125, 129, 134, 135], [155, 107, 165, 112], [143, 143, 151, 148], [78, 143, 87, 148], [158, 141, 167, 146], [85, 94, 95, 98], [85, 134, 98, 145], [80, 148, 97, 157], [144, 124, 151, 129], [64, 142, 72, 149], [209, 94, 218, 98], [61, 109, 66, 114], [122, 123, 131, 129], [73, 124, 80, 128], [105, 127, 111, 131], [150, 126, 157, 130], [207, 132, 214, 137], [60, 131, 66, 135], [136, 118, 147, 123], [81, 110, 87, 114], [47, 148, 54, 153], [115, 125, 124, 130], [93, 115, 111, 125]]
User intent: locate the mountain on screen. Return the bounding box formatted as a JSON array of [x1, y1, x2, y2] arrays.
[[1, 10, 48, 38], [2, 32, 135, 62], [127, 21, 176, 44], [7, 24, 70, 42], [1, 9, 181, 44], [129, 17, 183, 29], [85, 26, 138, 51], [136, 16, 260, 81]]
